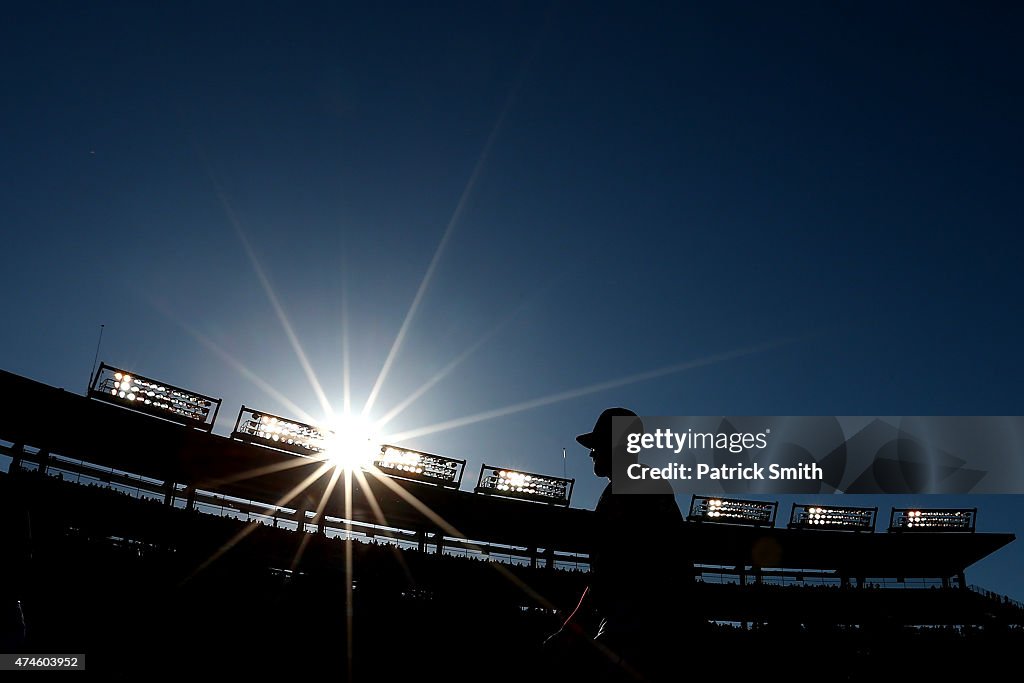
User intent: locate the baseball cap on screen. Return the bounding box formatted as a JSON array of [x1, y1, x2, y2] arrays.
[[576, 407, 643, 450]]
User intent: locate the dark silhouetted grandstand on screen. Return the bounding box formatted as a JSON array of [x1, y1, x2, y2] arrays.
[[1, 368, 1021, 678]]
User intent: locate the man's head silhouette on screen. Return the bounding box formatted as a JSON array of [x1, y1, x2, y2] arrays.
[[576, 407, 643, 479]]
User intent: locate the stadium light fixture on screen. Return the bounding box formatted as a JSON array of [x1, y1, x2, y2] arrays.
[[475, 464, 574, 506], [88, 362, 221, 432], [232, 405, 331, 457], [373, 445, 465, 488], [888, 508, 977, 533], [688, 495, 777, 527], [788, 503, 876, 532]]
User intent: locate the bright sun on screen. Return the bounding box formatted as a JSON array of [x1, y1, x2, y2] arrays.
[[322, 413, 379, 471]]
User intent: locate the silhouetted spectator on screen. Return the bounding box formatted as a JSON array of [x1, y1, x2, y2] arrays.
[[545, 408, 691, 681]]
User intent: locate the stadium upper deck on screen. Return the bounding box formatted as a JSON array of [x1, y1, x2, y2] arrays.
[[0, 368, 1014, 583]]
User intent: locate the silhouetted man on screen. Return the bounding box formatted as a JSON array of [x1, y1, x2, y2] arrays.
[[546, 408, 688, 681]]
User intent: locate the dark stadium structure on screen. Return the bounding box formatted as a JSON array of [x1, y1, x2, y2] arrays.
[[1, 367, 1021, 678]]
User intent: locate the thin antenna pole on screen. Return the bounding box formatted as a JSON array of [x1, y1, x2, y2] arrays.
[[89, 324, 105, 391], [563, 447, 567, 479]]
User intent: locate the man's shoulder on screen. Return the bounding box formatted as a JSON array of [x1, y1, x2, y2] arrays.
[[596, 484, 682, 521]]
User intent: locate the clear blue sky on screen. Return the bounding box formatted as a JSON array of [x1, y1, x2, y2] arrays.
[[1, 3, 1022, 596]]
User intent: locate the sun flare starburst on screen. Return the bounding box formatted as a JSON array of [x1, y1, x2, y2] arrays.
[[322, 413, 380, 471]]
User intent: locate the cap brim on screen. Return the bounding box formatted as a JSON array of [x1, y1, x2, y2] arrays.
[[575, 432, 596, 448]]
